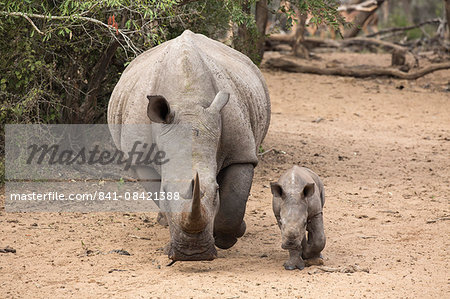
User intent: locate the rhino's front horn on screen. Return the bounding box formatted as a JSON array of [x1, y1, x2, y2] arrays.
[[180, 172, 208, 233]]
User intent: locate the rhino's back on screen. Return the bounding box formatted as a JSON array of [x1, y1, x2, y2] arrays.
[[108, 30, 271, 168]]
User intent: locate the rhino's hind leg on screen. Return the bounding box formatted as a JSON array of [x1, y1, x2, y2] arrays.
[[301, 213, 326, 260], [214, 163, 254, 249]]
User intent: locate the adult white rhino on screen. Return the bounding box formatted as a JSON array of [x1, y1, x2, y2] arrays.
[[108, 30, 270, 261]]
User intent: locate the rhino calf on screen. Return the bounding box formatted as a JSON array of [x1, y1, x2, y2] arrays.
[[271, 166, 326, 270]]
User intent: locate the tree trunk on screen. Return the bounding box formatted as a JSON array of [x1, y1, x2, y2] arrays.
[[382, 0, 389, 23], [292, 12, 309, 59], [78, 40, 120, 124], [61, 64, 82, 124], [446, 0, 450, 41], [77, 14, 128, 124], [255, 0, 268, 63], [391, 49, 406, 66], [401, 0, 413, 23], [234, 1, 254, 60], [344, 0, 385, 38]]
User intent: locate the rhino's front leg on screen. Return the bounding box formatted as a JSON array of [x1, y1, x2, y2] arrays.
[[284, 249, 305, 270], [302, 213, 326, 260], [214, 163, 254, 249], [132, 166, 167, 226]]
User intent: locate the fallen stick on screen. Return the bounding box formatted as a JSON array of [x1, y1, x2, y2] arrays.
[[265, 57, 450, 80], [309, 265, 370, 274], [0, 246, 16, 253], [267, 36, 416, 66], [258, 148, 274, 156], [360, 235, 377, 239], [426, 216, 450, 224], [268, 36, 407, 52], [129, 234, 152, 240], [340, 37, 406, 52]]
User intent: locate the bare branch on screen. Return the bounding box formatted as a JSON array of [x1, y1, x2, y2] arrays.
[[0, 11, 45, 35], [365, 18, 445, 38], [176, 0, 200, 7], [0, 11, 111, 30], [338, 0, 379, 12], [0, 10, 141, 54]]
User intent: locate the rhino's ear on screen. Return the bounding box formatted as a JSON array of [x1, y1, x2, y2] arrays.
[[303, 183, 315, 198], [147, 95, 172, 123], [270, 182, 283, 198], [208, 91, 230, 113]]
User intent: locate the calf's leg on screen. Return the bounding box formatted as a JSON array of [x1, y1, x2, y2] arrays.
[[301, 213, 326, 259]]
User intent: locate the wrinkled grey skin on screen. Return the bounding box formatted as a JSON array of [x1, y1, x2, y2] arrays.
[[271, 166, 326, 270], [108, 30, 270, 261]]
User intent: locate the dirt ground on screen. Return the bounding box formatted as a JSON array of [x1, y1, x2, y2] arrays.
[[1, 52, 449, 298]]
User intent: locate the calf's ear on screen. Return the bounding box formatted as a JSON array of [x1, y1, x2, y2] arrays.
[[208, 91, 229, 113], [270, 182, 283, 198], [147, 95, 172, 123], [303, 183, 315, 198]]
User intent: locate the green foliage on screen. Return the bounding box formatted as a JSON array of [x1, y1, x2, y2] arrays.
[[389, 12, 409, 28], [386, 12, 424, 40], [406, 28, 422, 40], [0, 0, 342, 123], [258, 145, 264, 153], [381, 1, 443, 41], [230, 0, 262, 64], [291, 0, 343, 32], [0, 0, 189, 125], [232, 0, 342, 64], [0, 0, 188, 185], [165, 1, 235, 42]]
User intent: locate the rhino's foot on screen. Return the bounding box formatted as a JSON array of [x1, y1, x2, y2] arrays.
[[302, 252, 323, 261], [157, 212, 168, 227], [214, 220, 246, 249], [214, 234, 237, 249], [304, 256, 324, 267], [284, 258, 305, 270], [235, 220, 246, 238], [163, 242, 171, 255], [284, 249, 305, 270]]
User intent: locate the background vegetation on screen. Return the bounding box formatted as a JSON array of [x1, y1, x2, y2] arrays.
[[0, 0, 448, 185], [0, 0, 344, 184]]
